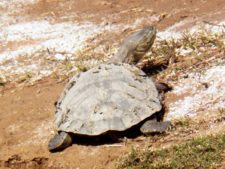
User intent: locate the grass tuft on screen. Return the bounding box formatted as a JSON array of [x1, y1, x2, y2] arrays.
[[116, 134, 225, 169]]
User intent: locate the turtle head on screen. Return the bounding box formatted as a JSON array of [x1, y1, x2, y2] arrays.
[[131, 26, 156, 64], [111, 26, 157, 65]]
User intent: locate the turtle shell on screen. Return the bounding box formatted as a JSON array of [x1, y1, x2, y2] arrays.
[[54, 64, 161, 136]]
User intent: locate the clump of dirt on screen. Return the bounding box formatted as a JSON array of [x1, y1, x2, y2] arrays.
[[1, 155, 60, 169]]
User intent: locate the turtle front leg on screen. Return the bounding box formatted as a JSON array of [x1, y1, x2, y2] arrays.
[[155, 82, 172, 93], [140, 119, 171, 135], [48, 131, 72, 152]]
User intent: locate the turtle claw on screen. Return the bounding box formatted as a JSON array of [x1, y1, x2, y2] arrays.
[[48, 131, 72, 152]]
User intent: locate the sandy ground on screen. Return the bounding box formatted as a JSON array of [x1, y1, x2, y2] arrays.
[[0, 0, 225, 168]]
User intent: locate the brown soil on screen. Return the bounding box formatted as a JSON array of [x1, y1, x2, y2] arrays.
[[23, 0, 225, 29], [1, 0, 225, 168]]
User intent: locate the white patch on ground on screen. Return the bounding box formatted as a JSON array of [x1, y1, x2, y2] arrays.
[[157, 20, 225, 40], [17, 120, 53, 146], [0, 0, 36, 14], [191, 21, 225, 34], [166, 65, 225, 120], [0, 21, 106, 63], [0, 21, 118, 81], [0, 0, 36, 5], [157, 19, 191, 40], [0, 0, 37, 18]]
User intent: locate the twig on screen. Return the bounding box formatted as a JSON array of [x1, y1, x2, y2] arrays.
[[103, 144, 124, 147]]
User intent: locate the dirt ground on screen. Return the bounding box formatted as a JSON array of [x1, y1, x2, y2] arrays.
[[0, 0, 225, 168]]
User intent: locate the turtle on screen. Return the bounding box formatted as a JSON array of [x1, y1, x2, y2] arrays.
[[48, 63, 171, 152], [48, 27, 171, 152]]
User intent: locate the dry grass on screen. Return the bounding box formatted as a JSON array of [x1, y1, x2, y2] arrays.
[[140, 29, 225, 82]]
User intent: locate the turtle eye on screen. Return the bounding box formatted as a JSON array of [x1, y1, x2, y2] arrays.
[[54, 101, 58, 106]]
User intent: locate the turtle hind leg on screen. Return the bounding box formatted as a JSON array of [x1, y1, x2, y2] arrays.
[[48, 131, 72, 152], [140, 120, 171, 135]]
